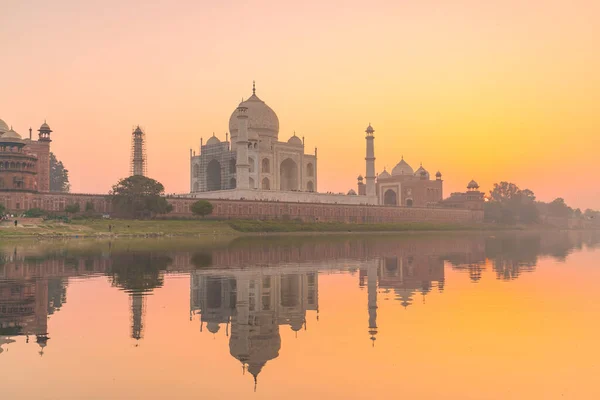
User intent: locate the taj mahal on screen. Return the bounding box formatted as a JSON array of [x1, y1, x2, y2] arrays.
[[188, 83, 458, 208]]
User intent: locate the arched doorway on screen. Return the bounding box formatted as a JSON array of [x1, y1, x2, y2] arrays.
[[406, 199, 413, 207], [193, 164, 200, 178], [383, 189, 397, 206], [306, 163, 314, 177], [249, 177, 255, 189], [193, 182, 199, 192], [206, 159, 221, 191], [262, 158, 270, 173], [306, 181, 314, 192], [229, 178, 236, 189], [229, 158, 236, 173], [262, 177, 270, 190], [280, 158, 298, 191]]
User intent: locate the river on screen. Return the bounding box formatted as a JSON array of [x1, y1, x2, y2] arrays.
[[1, 231, 599, 399]]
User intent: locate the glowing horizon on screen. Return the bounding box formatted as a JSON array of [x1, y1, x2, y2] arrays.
[[2, 0, 598, 209]]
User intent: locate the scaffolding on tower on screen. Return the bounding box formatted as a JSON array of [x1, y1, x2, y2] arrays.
[[130, 125, 147, 177]]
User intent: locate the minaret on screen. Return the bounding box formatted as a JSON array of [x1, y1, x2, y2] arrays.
[[235, 105, 250, 189], [365, 124, 376, 197], [367, 263, 378, 346], [131, 126, 147, 176]]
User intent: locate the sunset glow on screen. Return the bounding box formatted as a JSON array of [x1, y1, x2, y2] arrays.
[[2, 0, 599, 208]]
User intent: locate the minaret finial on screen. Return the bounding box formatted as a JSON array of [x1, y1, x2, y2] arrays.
[[252, 80, 256, 95]]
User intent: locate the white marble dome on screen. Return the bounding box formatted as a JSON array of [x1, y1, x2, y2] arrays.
[[0, 119, 9, 134], [206, 134, 221, 146], [391, 158, 414, 176], [287, 134, 302, 146], [229, 91, 279, 140]]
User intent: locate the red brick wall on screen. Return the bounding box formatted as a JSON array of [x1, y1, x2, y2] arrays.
[[0, 192, 483, 224]]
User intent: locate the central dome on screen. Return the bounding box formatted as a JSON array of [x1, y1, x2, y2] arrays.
[[229, 87, 279, 141], [392, 158, 414, 176]]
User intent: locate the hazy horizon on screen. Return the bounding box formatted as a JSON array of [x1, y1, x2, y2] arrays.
[[2, 0, 598, 209]]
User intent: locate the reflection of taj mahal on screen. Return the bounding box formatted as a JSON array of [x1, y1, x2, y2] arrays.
[[188, 83, 481, 209], [190, 270, 318, 387]]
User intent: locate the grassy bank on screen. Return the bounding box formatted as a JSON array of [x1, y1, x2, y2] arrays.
[[0, 218, 520, 239], [227, 220, 489, 233], [0, 219, 238, 238]]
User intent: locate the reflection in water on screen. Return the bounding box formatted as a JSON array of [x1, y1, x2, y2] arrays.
[[0, 230, 599, 394], [191, 270, 318, 388]]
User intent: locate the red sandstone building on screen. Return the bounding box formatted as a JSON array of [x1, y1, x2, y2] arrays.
[[0, 119, 52, 210]]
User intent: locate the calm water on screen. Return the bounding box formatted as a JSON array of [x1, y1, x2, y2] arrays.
[[1, 232, 599, 399]]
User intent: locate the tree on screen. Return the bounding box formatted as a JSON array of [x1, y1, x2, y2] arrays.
[[109, 175, 173, 218], [49, 152, 70, 192], [0, 203, 5, 215], [191, 200, 213, 218], [65, 203, 80, 215], [489, 182, 520, 202], [486, 182, 539, 224], [547, 198, 572, 218]]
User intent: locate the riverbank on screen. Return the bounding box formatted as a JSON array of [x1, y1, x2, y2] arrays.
[[0, 218, 523, 239]]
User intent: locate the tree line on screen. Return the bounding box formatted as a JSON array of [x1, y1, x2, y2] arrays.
[[484, 181, 599, 225]]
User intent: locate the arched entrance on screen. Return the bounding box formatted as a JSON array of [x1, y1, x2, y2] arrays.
[[280, 158, 298, 191], [249, 177, 255, 189], [406, 199, 413, 207], [383, 189, 397, 206], [206, 159, 221, 191], [229, 178, 236, 189], [262, 158, 270, 173], [262, 177, 270, 190], [306, 181, 314, 192]]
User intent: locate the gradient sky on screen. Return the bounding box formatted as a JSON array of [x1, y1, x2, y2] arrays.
[[1, 0, 599, 209]]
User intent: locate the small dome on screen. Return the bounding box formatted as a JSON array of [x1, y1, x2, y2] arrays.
[[414, 164, 430, 180], [347, 189, 357, 195], [365, 124, 374, 134], [378, 168, 391, 180], [391, 158, 414, 176], [206, 134, 221, 146], [229, 85, 279, 140], [435, 171, 442, 177], [0, 127, 23, 144], [467, 180, 480, 190], [133, 126, 143, 134], [39, 121, 52, 132], [0, 119, 9, 134], [287, 134, 302, 146], [357, 175, 363, 181]]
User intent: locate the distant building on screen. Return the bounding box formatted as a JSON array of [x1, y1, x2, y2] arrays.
[[373, 158, 444, 208], [0, 119, 52, 194], [440, 180, 485, 211]]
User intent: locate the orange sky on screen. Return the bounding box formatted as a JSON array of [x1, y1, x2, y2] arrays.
[[2, 0, 599, 209]]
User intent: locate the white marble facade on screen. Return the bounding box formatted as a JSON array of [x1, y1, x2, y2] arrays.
[[190, 84, 318, 194]]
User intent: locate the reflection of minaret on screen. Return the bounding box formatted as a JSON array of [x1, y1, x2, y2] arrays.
[[34, 279, 49, 356], [130, 292, 146, 341], [367, 263, 378, 346]]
